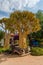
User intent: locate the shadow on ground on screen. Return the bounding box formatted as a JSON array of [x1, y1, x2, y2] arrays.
[[0, 53, 23, 64], [0, 54, 7, 63], [0, 52, 29, 64]]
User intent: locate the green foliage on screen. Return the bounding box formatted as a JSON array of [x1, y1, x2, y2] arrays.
[[0, 48, 6, 53], [36, 10, 43, 29], [0, 30, 4, 41], [31, 30, 43, 39], [31, 47, 43, 56], [30, 30, 43, 46], [36, 10, 43, 21], [0, 47, 10, 53]]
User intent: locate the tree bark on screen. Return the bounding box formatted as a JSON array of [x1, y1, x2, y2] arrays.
[[19, 32, 27, 49], [4, 32, 10, 48]]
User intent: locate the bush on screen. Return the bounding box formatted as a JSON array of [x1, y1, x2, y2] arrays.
[[0, 47, 10, 53], [37, 39, 43, 47], [0, 48, 2, 53], [31, 47, 43, 56]]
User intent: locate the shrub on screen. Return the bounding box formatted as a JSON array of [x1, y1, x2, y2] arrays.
[[0, 47, 10, 53], [31, 47, 43, 56]]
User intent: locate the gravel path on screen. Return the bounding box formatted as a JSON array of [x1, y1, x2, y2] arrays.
[[0, 54, 43, 65]]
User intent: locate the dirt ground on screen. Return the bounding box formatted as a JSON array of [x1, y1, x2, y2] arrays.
[[0, 54, 43, 65]]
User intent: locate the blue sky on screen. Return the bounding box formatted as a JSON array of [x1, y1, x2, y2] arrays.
[[0, 0, 43, 19]]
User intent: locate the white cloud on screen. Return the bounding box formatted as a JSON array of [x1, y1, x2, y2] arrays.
[[0, 0, 40, 13], [28, 0, 40, 7], [0, 15, 9, 19]]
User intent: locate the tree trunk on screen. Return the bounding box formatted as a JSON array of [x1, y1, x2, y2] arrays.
[[19, 32, 27, 49], [4, 32, 10, 48]]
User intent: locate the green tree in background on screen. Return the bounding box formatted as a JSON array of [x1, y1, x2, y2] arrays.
[[36, 10, 43, 29], [31, 10, 43, 40]]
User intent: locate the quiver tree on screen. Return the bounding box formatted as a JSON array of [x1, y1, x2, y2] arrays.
[[0, 11, 41, 49], [9, 11, 41, 49], [0, 18, 10, 48]]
